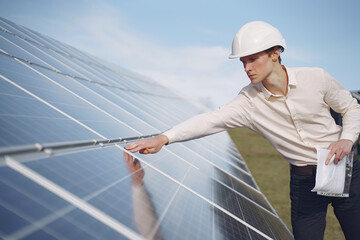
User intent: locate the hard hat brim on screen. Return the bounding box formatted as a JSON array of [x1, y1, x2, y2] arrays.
[[229, 41, 287, 59]]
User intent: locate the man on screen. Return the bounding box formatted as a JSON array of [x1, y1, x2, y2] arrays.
[[125, 21, 360, 239]]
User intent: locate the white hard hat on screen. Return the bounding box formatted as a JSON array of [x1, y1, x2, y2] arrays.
[[229, 21, 287, 59]]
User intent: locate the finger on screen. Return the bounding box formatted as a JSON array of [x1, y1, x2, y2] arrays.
[[130, 147, 141, 153], [337, 152, 346, 164], [124, 142, 138, 150], [129, 144, 146, 153], [124, 144, 133, 150], [334, 150, 343, 165], [325, 149, 336, 165]]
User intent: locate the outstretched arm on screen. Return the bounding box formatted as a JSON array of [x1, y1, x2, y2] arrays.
[[124, 134, 169, 154], [125, 94, 250, 154]]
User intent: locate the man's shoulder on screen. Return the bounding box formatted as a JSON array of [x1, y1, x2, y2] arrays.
[[239, 83, 260, 95], [236, 83, 263, 103], [239, 83, 253, 92], [287, 66, 328, 85], [287, 66, 325, 74]]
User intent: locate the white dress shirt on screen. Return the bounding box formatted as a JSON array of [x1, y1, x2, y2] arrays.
[[163, 66, 360, 166]]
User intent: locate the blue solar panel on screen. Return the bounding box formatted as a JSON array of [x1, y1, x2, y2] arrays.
[[0, 17, 293, 239]]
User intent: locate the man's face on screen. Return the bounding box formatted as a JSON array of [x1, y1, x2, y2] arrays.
[[240, 51, 274, 84]]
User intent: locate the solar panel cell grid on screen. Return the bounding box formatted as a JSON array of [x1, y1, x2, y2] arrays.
[[0, 80, 99, 147], [160, 188, 213, 240], [214, 168, 273, 213]]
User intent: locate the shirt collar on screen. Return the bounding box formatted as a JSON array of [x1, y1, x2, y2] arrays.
[[286, 66, 297, 87], [256, 66, 297, 100]]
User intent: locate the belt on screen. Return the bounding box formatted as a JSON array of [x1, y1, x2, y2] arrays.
[[290, 164, 317, 175]]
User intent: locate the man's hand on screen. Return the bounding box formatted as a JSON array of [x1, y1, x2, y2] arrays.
[[124, 134, 169, 154], [326, 139, 353, 165]]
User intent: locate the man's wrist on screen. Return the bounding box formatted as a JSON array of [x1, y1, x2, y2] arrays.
[[157, 134, 169, 145], [339, 139, 353, 144]]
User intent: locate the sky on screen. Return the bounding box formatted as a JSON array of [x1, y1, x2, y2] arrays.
[[0, 0, 359, 109]]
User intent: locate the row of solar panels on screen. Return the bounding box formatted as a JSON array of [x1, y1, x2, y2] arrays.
[[0, 17, 293, 239]]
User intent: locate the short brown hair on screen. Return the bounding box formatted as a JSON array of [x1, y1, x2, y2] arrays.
[[265, 46, 284, 64]]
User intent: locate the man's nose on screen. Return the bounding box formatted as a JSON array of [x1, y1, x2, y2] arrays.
[[244, 62, 252, 73]]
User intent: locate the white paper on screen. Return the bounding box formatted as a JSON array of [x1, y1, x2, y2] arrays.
[[311, 148, 346, 195]]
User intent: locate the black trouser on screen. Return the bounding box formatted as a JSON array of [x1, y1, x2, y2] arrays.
[[290, 159, 360, 240]]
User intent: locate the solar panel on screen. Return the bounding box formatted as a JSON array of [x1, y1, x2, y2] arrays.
[[0, 17, 293, 239]]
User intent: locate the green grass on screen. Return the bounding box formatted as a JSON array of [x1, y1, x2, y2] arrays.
[[228, 127, 345, 240]]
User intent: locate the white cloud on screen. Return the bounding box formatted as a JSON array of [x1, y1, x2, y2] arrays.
[[282, 46, 323, 66], [48, 2, 249, 109]]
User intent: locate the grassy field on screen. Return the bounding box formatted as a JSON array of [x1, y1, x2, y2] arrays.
[[228, 127, 345, 240]]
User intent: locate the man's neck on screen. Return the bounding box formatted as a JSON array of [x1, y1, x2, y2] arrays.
[[262, 65, 288, 96]]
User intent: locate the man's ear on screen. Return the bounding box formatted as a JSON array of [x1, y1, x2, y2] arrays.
[[271, 49, 280, 62]]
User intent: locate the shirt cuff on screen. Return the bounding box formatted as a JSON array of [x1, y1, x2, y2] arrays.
[[340, 132, 359, 144], [162, 129, 176, 144]]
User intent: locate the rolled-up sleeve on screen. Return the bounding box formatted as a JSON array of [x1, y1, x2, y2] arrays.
[[323, 70, 360, 143]]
